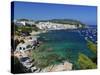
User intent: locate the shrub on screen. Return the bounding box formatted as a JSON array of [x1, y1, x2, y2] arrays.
[[87, 40, 97, 54], [78, 53, 97, 69]]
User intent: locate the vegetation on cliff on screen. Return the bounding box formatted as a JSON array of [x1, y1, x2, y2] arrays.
[[78, 53, 97, 69], [87, 40, 97, 54]]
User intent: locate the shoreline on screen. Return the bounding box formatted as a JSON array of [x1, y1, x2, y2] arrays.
[[13, 28, 97, 73], [41, 61, 73, 72]]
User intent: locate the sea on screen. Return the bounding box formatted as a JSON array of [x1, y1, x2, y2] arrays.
[[37, 25, 97, 69]]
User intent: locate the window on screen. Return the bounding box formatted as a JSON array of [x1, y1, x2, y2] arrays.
[[23, 47, 25, 50], [26, 45, 31, 48], [19, 47, 22, 50]]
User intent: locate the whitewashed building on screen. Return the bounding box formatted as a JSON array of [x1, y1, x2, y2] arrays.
[[37, 22, 78, 30], [14, 20, 35, 26], [16, 42, 34, 52]]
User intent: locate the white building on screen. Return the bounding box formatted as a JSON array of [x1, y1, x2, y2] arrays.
[[16, 36, 38, 52], [16, 42, 34, 52], [37, 22, 78, 30], [14, 20, 35, 26]]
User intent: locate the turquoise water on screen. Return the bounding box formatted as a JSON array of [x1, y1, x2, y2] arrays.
[[37, 30, 95, 69]]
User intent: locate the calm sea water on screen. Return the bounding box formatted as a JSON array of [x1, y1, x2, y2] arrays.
[[37, 29, 96, 69]]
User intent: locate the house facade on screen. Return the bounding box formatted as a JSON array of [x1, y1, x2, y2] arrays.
[[14, 20, 35, 26]]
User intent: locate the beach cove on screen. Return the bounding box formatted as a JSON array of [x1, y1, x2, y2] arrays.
[[32, 29, 96, 70]]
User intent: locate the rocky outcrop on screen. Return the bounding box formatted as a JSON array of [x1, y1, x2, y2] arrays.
[[41, 61, 73, 72]]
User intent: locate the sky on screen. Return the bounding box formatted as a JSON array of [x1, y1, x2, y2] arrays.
[[12, 1, 97, 25]]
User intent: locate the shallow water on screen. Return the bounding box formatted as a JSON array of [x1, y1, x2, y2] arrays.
[[37, 29, 96, 69]]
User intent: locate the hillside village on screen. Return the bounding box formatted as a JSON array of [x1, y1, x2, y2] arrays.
[[14, 19, 85, 30]]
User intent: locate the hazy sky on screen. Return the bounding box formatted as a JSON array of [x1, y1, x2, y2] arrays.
[[12, 1, 97, 25]]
